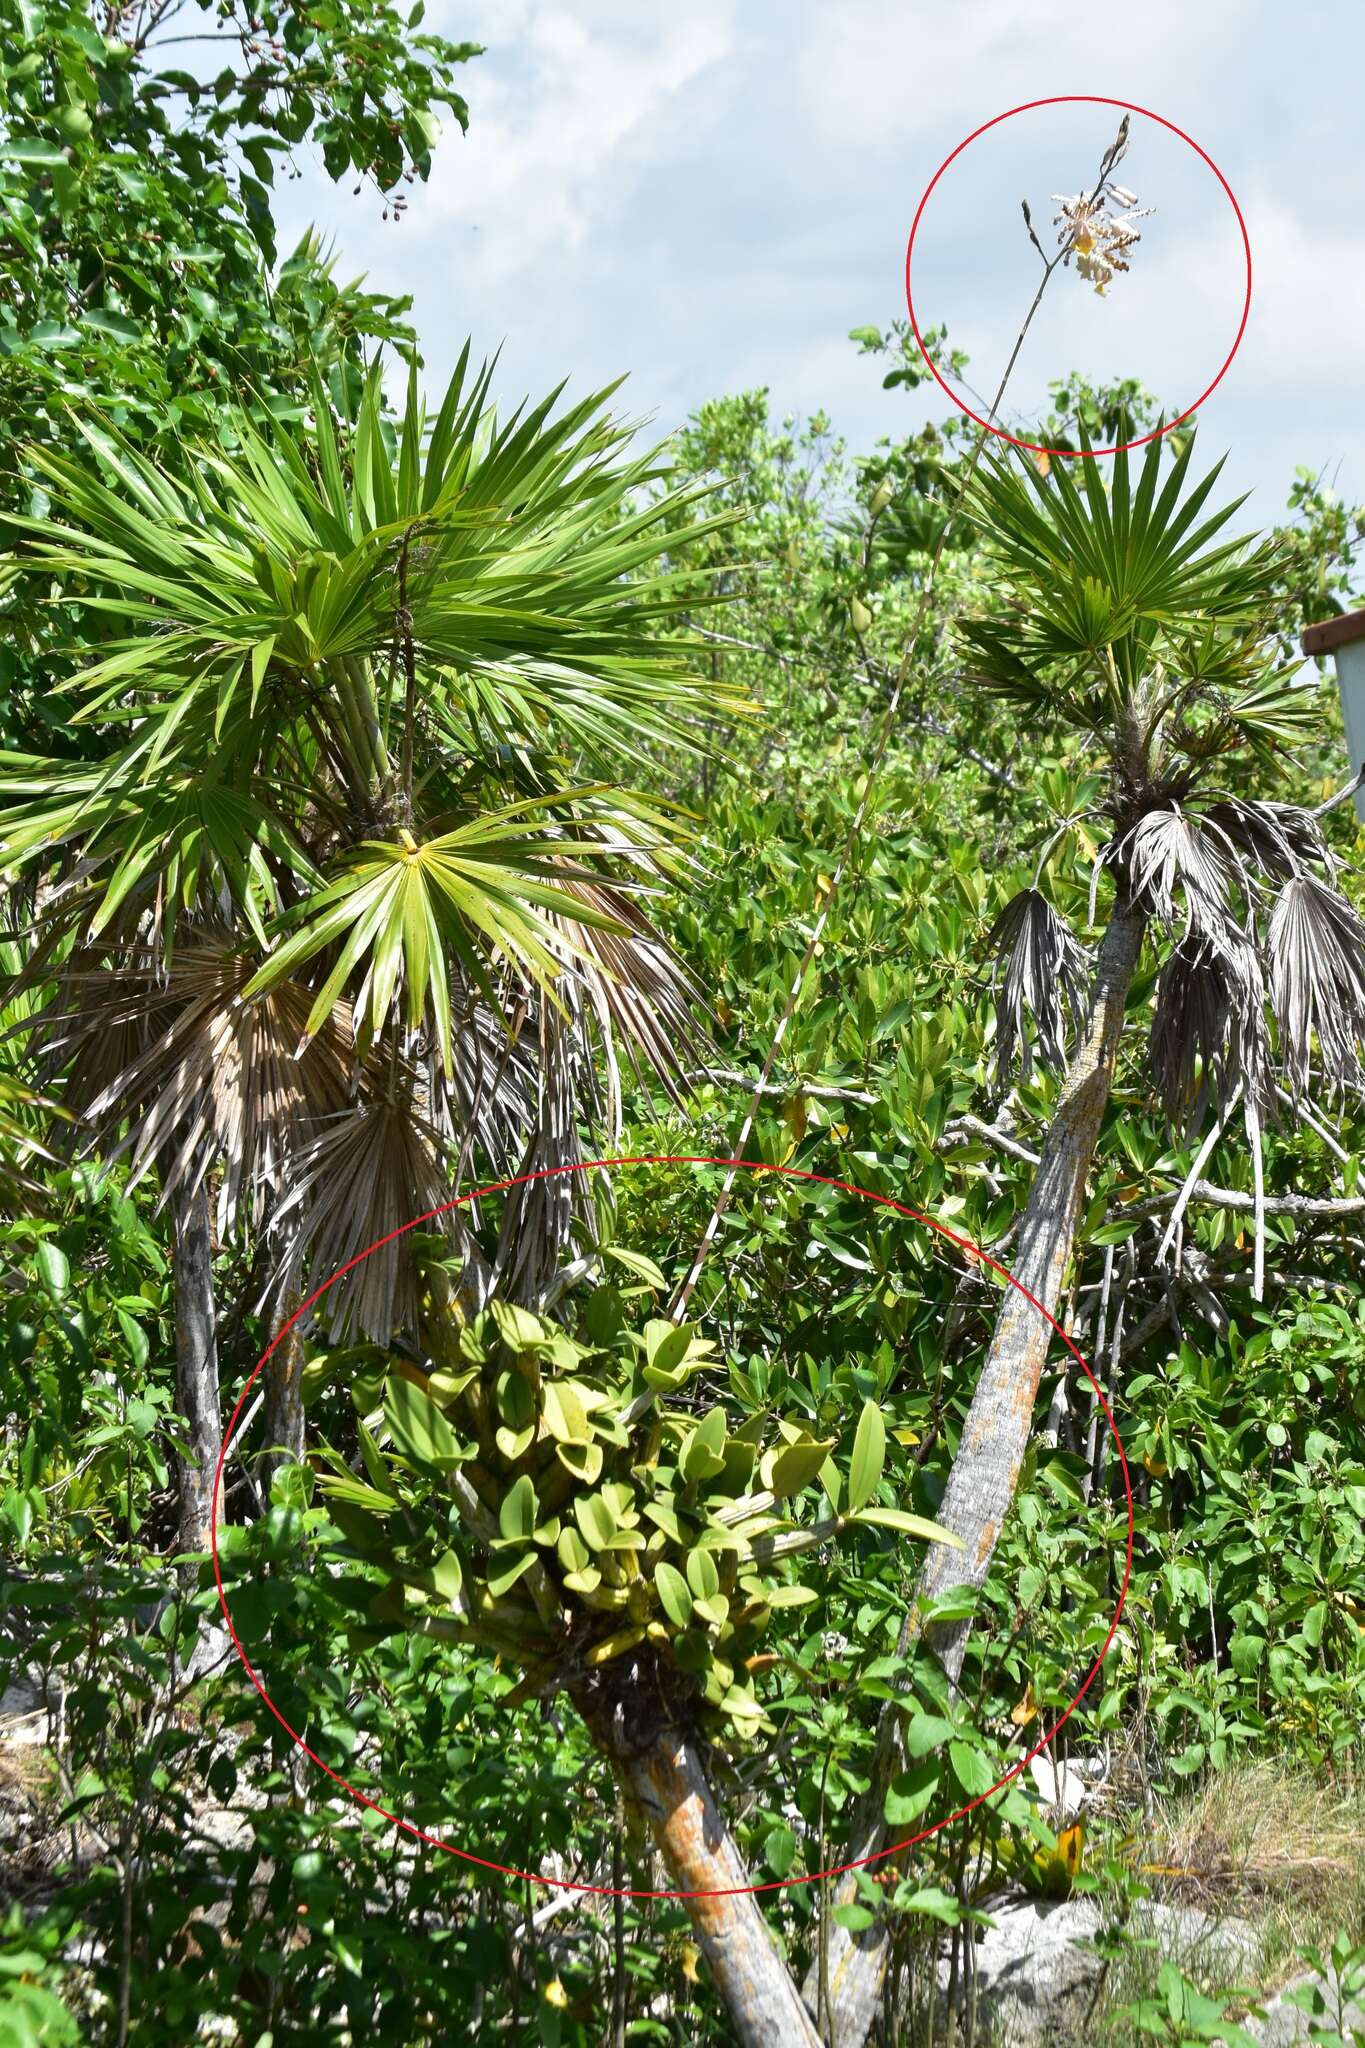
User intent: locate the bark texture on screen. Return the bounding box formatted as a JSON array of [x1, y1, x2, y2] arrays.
[[806, 894, 1147, 2047], [261, 1287, 306, 1496], [169, 1178, 223, 1556], [581, 1683, 821, 2048], [917, 895, 1146, 1677]]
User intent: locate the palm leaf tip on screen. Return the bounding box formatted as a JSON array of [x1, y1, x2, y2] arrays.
[[1268, 873, 1365, 1102], [1202, 796, 1329, 883], [1119, 805, 1232, 940], [270, 1090, 469, 1347], [985, 887, 1090, 1084], [1150, 931, 1271, 1139]]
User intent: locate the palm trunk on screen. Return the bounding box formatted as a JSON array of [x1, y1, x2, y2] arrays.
[[807, 892, 1146, 2048], [261, 1286, 306, 1497], [169, 1178, 223, 1557], [582, 1696, 822, 2048]]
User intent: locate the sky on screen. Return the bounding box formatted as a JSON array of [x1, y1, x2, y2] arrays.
[[276, 1, 1365, 550]]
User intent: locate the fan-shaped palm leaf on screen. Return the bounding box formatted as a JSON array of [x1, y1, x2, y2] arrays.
[[19, 938, 357, 1228], [957, 425, 1288, 736], [1268, 873, 1365, 1100], [983, 887, 1091, 1084], [1149, 929, 1272, 1138]]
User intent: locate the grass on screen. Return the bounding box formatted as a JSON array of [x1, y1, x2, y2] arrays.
[[1139, 1764, 1365, 1986], [1075, 1762, 1365, 2045]]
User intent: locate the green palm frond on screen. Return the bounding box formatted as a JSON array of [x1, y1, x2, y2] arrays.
[[1, 348, 732, 1333], [4, 355, 748, 784], [0, 1071, 68, 1210], [956, 425, 1288, 744], [241, 791, 686, 1077]]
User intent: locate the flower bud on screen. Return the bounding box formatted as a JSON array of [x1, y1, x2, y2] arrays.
[[870, 478, 894, 516]]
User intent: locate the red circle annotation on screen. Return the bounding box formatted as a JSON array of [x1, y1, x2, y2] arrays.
[[904, 95, 1252, 459], [211, 1154, 1134, 1900]]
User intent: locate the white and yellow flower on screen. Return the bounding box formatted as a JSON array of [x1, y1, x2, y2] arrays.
[[1050, 180, 1153, 295]]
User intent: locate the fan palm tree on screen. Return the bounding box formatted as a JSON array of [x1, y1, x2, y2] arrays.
[[813, 426, 1365, 2048], [0, 351, 746, 1550]]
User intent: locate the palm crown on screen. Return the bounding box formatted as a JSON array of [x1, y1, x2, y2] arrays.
[[0, 353, 745, 1330], [958, 426, 1365, 1296]]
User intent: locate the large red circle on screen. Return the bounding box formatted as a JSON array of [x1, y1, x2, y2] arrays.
[[905, 95, 1252, 458], [212, 1155, 1134, 1898]]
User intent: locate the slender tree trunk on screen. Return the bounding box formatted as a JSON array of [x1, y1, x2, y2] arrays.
[[918, 894, 1145, 1677], [581, 1695, 822, 2048], [169, 1178, 223, 1557], [806, 893, 1147, 2047], [261, 1286, 306, 1497]]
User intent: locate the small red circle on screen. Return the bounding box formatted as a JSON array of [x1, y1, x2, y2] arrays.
[[213, 1155, 1133, 1898], [905, 95, 1251, 458]]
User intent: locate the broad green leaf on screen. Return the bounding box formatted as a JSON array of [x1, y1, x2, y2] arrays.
[[762, 1436, 835, 1498], [603, 1245, 668, 1290], [574, 1493, 617, 1551], [850, 1507, 962, 1548], [763, 1584, 819, 1608], [847, 1399, 886, 1513], [684, 1547, 720, 1601], [765, 1823, 797, 1876], [35, 1241, 69, 1298], [486, 1550, 536, 1599], [947, 1740, 996, 1797], [680, 1406, 727, 1483], [555, 1437, 603, 1484], [490, 1298, 551, 1351], [653, 1561, 693, 1628], [903, 1714, 956, 1759], [384, 1372, 462, 1472], [542, 1378, 590, 1444], [641, 1318, 697, 1388], [3, 137, 69, 166], [884, 1759, 939, 1826], [499, 1474, 538, 1543]]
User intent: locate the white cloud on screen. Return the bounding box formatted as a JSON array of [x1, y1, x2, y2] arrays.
[[273, 1, 1365, 529], [415, 1, 736, 282]]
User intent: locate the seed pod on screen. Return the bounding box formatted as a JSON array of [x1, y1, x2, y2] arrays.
[[870, 477, 894, 516], [849, 595, 873, 636]]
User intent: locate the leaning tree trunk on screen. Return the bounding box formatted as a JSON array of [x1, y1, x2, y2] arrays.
[[580, 1685, 822, 2048], [807, 892, 1147, 2048], [168, 1177, 223, 1557]]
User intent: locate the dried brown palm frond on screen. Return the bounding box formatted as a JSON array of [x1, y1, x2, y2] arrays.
[[19, 936, 356, 1227], [493, 998, 591, 1312], [487, 859, 710, 1308], [546, 869, 709, 1120], [420, 970, 541, 1179], [1201, 796, 1330, 884], [1116, 805, 1235, 941], [1149, 930, 1273, 1140], [984, 887, 1090, 1085], [270, 1088, 472, 1345], [1268, 872, 1365, 1101]]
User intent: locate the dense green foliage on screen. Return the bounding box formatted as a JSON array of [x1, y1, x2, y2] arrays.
[[4, 34, 1365, 2046]]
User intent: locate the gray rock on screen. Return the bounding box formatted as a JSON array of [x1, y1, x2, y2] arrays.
[[951, 1897, 1105, 2044], [1246, 1973, 1365, 2046], [0, 1671, 64, 1745], [949, 1897, 1265, 2048]]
